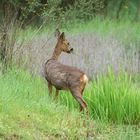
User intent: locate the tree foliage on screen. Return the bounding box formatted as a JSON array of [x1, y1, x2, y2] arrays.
[[0, 0, 139, 25]]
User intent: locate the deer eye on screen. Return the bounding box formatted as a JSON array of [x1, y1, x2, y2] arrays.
[[67, 42, 70, 45]]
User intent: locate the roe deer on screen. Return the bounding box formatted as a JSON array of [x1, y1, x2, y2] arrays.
[[44, 29, 88, 111]]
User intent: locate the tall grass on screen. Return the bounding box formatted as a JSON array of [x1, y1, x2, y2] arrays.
[[58, 68, 140, 124], [88, 70, 140, 124]]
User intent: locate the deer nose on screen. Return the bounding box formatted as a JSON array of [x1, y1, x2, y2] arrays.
[[70, 48, 73, 52]]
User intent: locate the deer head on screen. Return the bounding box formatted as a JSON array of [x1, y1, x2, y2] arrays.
[[55, 29, 73, 54]]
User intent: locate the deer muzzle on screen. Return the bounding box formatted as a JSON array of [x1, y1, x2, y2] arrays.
[[67, 48, 73, 53]]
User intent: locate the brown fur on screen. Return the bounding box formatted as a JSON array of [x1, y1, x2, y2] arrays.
[[44, 30, 88, 111]]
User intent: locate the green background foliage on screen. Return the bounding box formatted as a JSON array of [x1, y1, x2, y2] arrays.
[[0, 0, 140, 25]]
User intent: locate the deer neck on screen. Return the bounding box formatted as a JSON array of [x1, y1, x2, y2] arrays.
[[51, 43, 62, 60]]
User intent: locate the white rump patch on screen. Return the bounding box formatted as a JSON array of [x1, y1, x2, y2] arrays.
[[83, 74, 88, 83]]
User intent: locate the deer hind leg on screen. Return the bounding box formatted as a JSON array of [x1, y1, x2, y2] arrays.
[[79, 89, 86, 111], [48, 82, 53, 96], [71, 89, 87, 112]]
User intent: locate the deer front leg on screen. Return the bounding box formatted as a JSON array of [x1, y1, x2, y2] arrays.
[[55, 89, 59, 99], [48, 82, 53, 96]]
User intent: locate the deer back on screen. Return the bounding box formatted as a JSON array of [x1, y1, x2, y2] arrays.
[[44, 59, 85, 90]]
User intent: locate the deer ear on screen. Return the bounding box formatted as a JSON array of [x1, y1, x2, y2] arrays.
[[55, 28, 61, 38], [59, 32, 65, 40]]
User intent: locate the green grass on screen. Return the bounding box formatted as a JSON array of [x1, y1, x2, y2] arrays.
[[17, 18, 140, 48], [87, 70, 140, 124], [0, 68, 139, 139], [0, 69, 93, 139]]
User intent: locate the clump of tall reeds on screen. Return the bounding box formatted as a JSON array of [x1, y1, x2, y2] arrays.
[[59, 68, 140, 124]]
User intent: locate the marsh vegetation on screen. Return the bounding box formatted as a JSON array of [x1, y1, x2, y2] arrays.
[[0, 0, 140, 139]]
